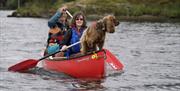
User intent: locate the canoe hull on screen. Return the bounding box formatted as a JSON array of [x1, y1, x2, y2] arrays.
[[42, 50, 106, 79]]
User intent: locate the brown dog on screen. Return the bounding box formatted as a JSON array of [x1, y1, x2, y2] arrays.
[[80, 15, 119, 54]]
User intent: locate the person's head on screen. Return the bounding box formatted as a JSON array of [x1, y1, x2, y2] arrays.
[[58, 6, 68, 24], [59, 12, 68, 24], [71, 12, 87, 28]]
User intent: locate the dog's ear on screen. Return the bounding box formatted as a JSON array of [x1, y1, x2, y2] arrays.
[[97, 19, 105, 31]]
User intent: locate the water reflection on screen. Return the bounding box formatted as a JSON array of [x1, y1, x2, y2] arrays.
[[27, 67, 105, 90], [71, 79, 104, 90]]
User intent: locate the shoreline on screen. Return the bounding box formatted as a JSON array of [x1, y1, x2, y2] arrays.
[[7, 11, 180, 23], [1, 0, 180, 23]]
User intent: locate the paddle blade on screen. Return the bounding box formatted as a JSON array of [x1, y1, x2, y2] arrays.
[[104, 49, 124, 70], [8, 59, 38, 72]]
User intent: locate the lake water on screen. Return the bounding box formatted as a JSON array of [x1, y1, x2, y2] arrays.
[[0, 10, 180, 91]]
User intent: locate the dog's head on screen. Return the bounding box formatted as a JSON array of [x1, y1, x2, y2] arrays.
[[103, 15, 119, 33], [96, 19, 105, 31]]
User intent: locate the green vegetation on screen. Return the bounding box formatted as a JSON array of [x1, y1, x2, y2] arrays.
[[76, 0, 180, 18], [16, 0, 55, 17], [2, 0, 180, 21]]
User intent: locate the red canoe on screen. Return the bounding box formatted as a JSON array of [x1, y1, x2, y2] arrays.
[[42, 50, 106, 79], [42, 49, 124, 79]]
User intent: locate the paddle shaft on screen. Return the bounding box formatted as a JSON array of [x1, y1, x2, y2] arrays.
[[66, 10, 73, 18], [39, 41, 80, 61]]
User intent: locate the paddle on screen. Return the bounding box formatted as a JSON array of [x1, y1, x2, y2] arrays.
[[8, 41, 80, 72], [104, 49, 124, 70], [8, 10, 74, 72]]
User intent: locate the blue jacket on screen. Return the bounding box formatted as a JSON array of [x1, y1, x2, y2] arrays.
[[48, 11, 61, 28], [62, 27, 85, 56], [69, 27, 84, 54]]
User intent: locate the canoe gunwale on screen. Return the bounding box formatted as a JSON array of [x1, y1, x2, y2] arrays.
[[47, 49, 107, 61]]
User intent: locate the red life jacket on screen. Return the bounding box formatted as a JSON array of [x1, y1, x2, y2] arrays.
[[48, 26, 66, 44]]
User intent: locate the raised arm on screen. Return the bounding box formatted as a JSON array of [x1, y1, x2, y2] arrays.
[[48, 6, 67, 28]]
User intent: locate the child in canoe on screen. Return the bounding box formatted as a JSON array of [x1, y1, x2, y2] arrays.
[[44, 6, 70, 56]]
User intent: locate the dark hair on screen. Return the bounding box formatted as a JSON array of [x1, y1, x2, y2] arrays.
[[71, 12, 87, 29]]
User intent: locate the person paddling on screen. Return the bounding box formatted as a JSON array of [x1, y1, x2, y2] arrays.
[[56, 12, 87, 58], [44, 6, 70, 56]]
